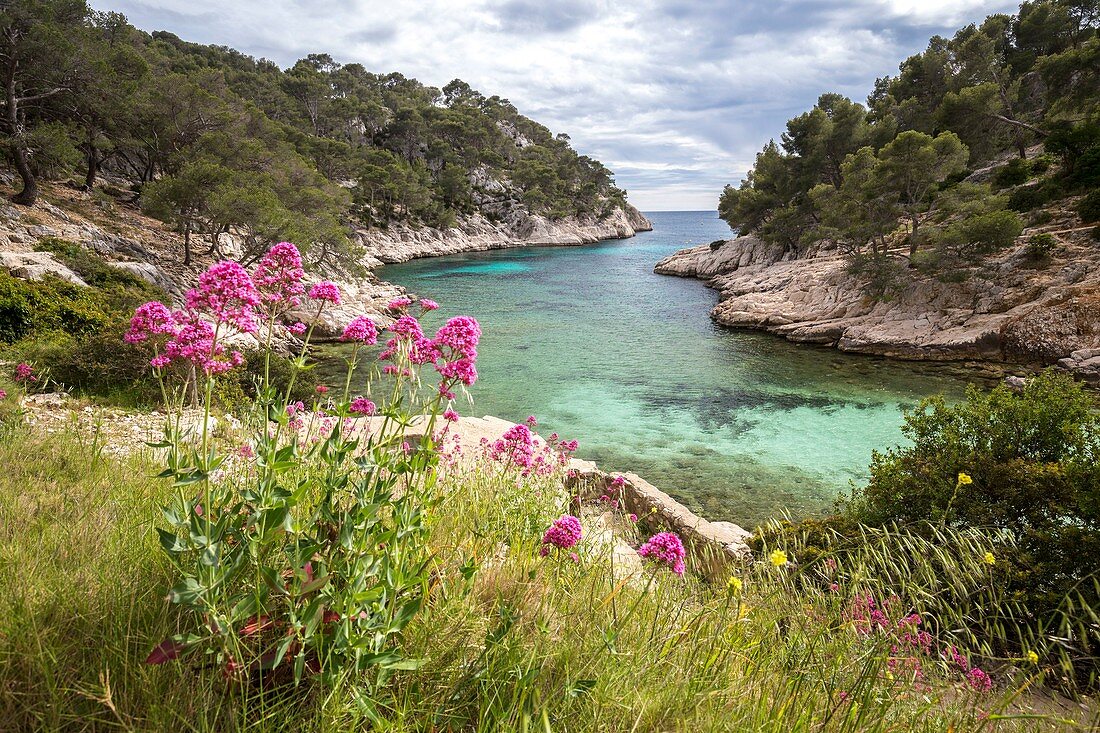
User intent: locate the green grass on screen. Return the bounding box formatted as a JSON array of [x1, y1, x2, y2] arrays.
[[0, 426, 1096, 732]]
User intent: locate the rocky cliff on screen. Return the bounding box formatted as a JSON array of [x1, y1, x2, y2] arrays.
[[356, 204, 652, 267], [655, 228, 1100, 383]]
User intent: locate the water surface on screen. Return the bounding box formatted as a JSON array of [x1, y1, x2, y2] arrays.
[[361, 212, 977, 528]]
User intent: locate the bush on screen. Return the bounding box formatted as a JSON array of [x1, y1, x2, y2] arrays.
[[1079, 190, 1100, 223], [935, 210, 1023, 257], [1026, 233, 1057, 260], [1006, 184, 1049, 212], [843, 371, 1100, 679], [35, 237, 154, 291], [992, 158, 1030, 188], [845, 252, 906, 299]]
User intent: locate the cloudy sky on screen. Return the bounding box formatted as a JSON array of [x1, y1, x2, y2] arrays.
[[97, 0, 1022, 210]]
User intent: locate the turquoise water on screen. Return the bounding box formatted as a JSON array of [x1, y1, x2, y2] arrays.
[[367, 211, 977, 528]]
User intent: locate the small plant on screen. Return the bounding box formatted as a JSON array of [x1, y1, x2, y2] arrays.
[[992, 158, 1030, 188], [1026, 233, 1057, 260]]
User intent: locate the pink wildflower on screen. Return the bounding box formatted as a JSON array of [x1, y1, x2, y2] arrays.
[[340, 316, 378, 344], [252, 242, 304, 310], [387, 297, 412, 310], [967, 668, 992, 692], [526, 415, 537, 427], [569, 552, 580, 563], [350, 397, 376, 416], [238, 444, 255, 459], [629, 513, 638, 522], [315, 385, 329, 395], [542, 515, 583, 550], [186, 261, 261, 334], [637, 532, 686, 576], [0, 389, 6, 400], [419, 298, 439, 311], [307, 281, 341, 305], [125, 301, 176, 344], [443, 408, 459, 422], [287, 321, 307, 335], [161, 312, 243, 375], [14, 362, 34, 382]]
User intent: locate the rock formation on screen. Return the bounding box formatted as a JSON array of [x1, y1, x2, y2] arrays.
[[656, 231, 1100, 382]]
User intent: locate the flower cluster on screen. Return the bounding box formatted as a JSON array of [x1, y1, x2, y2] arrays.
[[307, 281, 341, 304], [340, 316, 378, 345], [253, 242, 305, 311], [186, 261, 261, 335], [350, 397, 376, 416], [14, 362, 34, 382], [637, 531, 686, 576], [540, 515, 583, 556]]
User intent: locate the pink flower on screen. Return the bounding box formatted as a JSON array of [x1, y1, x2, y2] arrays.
[[125, 301, 176, 344], [569, 552, 580, 563], [186, 261, 261, 334], [419, 298, 439, 311], [387, 297, 413, 310], [433, 316, 481, 358], [610, 475, 626, 488], [350, 397, 376, 416], [0, 389, 6, 400], [161, 312, 243, 375], [629, 513, 638, 522], [443, 408, 459, 422], [542, 515, 583, 550], [967, 668, 992, 692], [238, 444, 255, 459], [287, 321, 307, 335], [489, 423, 536, 469], [526, 415, 537, 427], [637, 532, 686, 576], [315, 385, 329, 395], [340, 316, 378, 344], [307, 281, 341, 305], [253, 242, 304, 310], [14, 362, 34, 382]]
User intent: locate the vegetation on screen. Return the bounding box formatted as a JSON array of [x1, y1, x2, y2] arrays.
[[0, 1, 630, 268], [758, 371, 1100, 688], [719, 0, 1100, 294]]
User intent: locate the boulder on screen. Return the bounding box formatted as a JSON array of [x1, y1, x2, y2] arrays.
[[0, 251, 86, 286]]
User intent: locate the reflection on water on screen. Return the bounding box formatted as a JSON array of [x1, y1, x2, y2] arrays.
[[322, 211, 981, 529]]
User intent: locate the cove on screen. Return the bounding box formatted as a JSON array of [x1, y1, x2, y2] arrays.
[[366, 211, 977, 528]]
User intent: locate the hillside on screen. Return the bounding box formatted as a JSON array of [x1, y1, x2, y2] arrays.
[[665, 0, 1099, 378], [0, 0, 649, 270]]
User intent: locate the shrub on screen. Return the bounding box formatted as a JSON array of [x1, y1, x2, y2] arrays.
[[843, 371, 1100, 680], [845, 252, 906, 299], [1006, 184, 1048, 212], [35, 237, 154, 291], [1079, 190, 1100, 224], [935, 210, 1023, 257], [992, 158, 1030, 188], [1026, 233, 1057, 260], [1028, 209, 1053, 226]]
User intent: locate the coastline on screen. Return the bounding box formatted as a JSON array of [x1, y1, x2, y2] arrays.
[[655, 234, 1100, 383]]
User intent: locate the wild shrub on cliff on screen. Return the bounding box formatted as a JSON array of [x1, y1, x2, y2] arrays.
[[127, 243, 483, 687], [844, 370, 1100, 685]]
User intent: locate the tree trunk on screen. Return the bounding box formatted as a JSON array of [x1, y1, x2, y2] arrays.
[[5, 61, 36, 206], [84, 139, 98, 191], [908, 212, 920, 260]]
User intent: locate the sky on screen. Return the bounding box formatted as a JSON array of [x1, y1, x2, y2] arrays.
[[96, 0, 1023, 211]]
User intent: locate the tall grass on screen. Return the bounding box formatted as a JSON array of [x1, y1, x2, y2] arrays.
[[0, 425, 1097, 731]]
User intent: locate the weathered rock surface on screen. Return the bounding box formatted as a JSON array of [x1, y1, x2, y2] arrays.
[[655, 230, 1100, 378], [356, 204, 652, 266], [0, 250, 86, 285]]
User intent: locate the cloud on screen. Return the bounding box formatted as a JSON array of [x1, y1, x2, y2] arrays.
[[93, 0, 1022, 210]]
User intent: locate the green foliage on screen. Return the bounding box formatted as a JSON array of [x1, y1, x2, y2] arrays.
[[993, 157, 1032, 187], [1027, 232, 1058, 259], [933, 209, 1024, 257], [845, 370, 1100, 680], [1079, 189, 1100, 222], [721, 0, 1099, 268]]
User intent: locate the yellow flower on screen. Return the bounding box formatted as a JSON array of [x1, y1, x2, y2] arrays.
[[727, 576, 743, 594], [769, 549, 788, 567], [957, 472, 973, 486], [1026, 650, 1039, 665], [982, 551, 996, 566]]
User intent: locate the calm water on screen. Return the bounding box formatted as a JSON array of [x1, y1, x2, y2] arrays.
[[358, 211, 977, 528]]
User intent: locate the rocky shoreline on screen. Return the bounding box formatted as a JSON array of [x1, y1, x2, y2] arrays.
[[655, 233, 1100, 383], [356, 204, 652, 267]]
